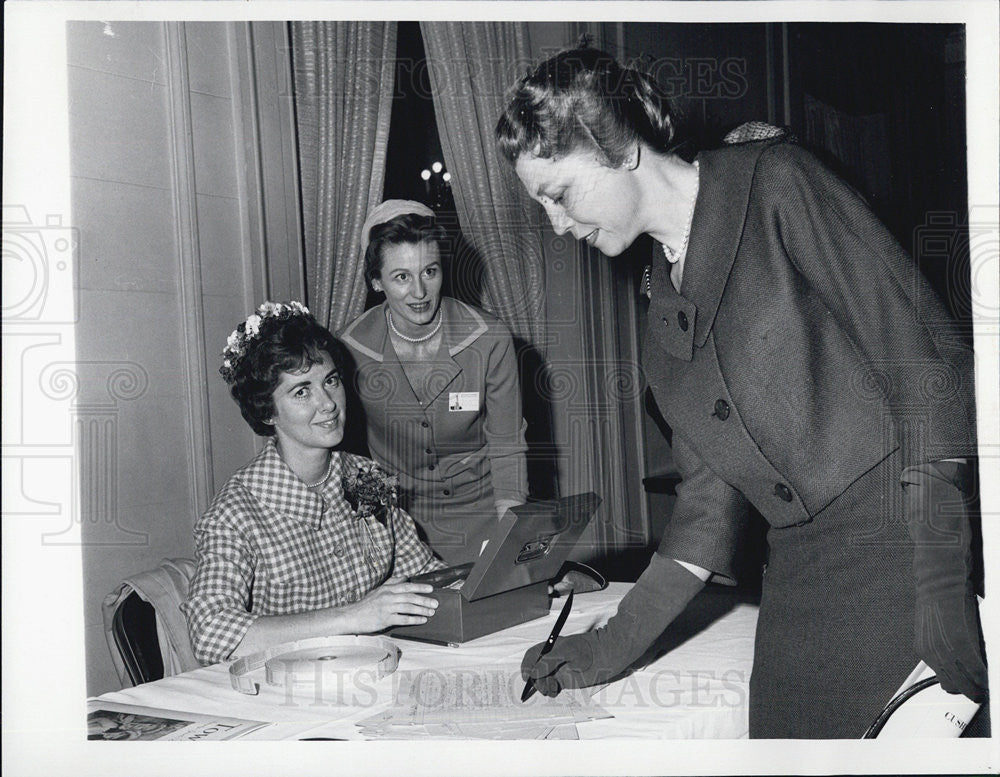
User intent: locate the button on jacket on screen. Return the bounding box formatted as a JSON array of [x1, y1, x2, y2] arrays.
[[646, 138, 977, 581], [340, 297, 528, 565]]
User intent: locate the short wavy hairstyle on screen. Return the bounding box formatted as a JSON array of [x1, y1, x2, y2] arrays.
[[363, 212, 449, 290], [225, 310, 351, 437], [495, 46, 680, 167]]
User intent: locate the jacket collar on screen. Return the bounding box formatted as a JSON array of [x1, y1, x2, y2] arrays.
[[681, 138, 782, 347], [236, 440, 345, 529], [339, 296, 488, 365], [442, 298, 489, 356]]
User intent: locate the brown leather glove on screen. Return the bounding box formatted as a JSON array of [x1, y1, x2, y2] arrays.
[[902, 460, 988, 702], [521, 554, 705, 695]]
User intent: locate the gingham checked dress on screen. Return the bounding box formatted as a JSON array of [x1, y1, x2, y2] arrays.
[[181, 441, 444, 664]]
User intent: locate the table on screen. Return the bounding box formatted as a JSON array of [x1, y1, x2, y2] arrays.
[[91, 584, 759, 740]]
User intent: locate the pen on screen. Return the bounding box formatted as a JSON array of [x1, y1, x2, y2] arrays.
[[521, 589, 574, 702]]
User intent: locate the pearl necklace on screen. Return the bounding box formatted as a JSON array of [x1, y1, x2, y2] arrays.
[[661, 159, 700, 264], [302, 454, 335, 489], [387, 308, 442, 344]]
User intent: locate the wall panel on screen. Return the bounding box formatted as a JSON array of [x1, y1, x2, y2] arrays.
[[69, 20, 301, 695]]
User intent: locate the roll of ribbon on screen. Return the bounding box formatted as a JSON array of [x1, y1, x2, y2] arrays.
[[229, 636, 400, 699]]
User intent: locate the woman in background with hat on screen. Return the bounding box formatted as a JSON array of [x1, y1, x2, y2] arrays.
[[339, 201, 528, 567]]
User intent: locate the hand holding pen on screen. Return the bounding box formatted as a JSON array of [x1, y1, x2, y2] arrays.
[[520, 590, 574, 702], [519, 555, 705, 697]]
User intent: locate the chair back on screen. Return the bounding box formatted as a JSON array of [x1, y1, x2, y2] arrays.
[[102, 558, 199, 687], [110, 592, 163, 685]]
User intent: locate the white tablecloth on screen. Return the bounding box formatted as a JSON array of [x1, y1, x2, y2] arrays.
[[91, 584, 758, 739]]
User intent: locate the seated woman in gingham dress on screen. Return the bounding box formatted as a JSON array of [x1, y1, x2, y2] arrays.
[[182, 302, 444, 665]]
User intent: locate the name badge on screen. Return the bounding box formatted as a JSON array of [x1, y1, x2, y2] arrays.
[[449, 392, 480, 412]]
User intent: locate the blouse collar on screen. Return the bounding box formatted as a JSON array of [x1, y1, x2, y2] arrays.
[[237, 440, 348, 529]]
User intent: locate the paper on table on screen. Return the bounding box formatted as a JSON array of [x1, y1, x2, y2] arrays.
[[356, 664, 610, 739]]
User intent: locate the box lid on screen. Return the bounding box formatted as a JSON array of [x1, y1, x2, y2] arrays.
[[459, 492, 601, 601]]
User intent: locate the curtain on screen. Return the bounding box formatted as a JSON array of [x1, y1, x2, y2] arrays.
[[290, 22, 397, 331], [420, 22, 546, 349]]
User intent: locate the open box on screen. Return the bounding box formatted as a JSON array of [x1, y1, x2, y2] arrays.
[[391, 492, 602, 645]]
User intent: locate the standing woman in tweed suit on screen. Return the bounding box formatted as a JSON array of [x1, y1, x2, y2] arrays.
[[181, 302, 443, 665], [498, 46, 986, 737]]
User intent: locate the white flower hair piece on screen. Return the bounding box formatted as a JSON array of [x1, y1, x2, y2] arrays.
[[220, 300, 310, 383]]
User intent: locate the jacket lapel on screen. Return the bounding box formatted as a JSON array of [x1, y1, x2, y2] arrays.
[[338, 305, 388, 364], [422, 298, 473, 405], [683, 139, 781, 347], [382, 333, 428, 406]]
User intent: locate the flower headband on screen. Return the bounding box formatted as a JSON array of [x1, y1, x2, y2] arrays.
[[220, 300, 310, 383]]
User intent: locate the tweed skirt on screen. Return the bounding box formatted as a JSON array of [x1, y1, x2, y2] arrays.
[[749, 452, 921, 738]]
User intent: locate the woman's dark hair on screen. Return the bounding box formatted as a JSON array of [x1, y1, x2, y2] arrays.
[[495, 46, 679, 166], [363, 212, 448, 289], [225, 310, 351, 436]]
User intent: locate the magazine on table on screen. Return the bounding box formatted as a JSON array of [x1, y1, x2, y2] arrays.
[[86, 701, 334, 741]]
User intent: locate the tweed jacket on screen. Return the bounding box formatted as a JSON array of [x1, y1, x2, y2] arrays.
[[339, 297, 528, 558], [647, 139, 977, 583]]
